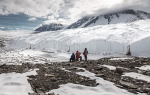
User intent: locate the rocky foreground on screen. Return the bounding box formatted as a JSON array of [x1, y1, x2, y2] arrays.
[[0, 37, 150, 95], [0, 57, 150, 95]]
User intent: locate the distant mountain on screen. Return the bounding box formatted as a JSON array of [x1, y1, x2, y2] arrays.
[[34, 23, 64, 32], [34, 9, 150, 32], [67, 9, 150, 29]]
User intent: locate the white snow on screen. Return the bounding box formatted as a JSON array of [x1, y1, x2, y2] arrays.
[[49, 68, 145, 95], [0, 69, 37, 95], [123, 72, 150, 82], [0, 50, 50, 65], [8, 19, 150, 57], [20, 50, 45, 56], [110, 58, 133, 60], [88, 14, 142, 27], [19, 49, 128, 62], [137, 65, 150, 71], [102, 65, 116, 70]]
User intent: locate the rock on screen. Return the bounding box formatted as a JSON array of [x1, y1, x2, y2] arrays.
[[143, 88, 150, 93], [136, 88, 144, 93], [129, 65, 135, 68], [82, 65, 87, 68], [94, 66, 103, 70], [119, 80, 137, 89], [27, 75, 36, 78], [145, 71, 150, 75], [147, 83, 150, 88], [0, 64, 6, 67], [44, 74, 55, 77], [48, 93, 55, 95], [67, 67, 77, 70], [63, 63, 71, 66], [51, 82, 59, 89], [22, 68, 29, 73], [35, 88, 44, 93], [28, 78, 33, 81], [51, 78, 57, 82], [137, 70, 146, 74], [115, 84, 124, 88], [95, 74, 105, 77], [29, 93, 49, 95], [116, 67, 130, 74], [80, 61, 84, 64]]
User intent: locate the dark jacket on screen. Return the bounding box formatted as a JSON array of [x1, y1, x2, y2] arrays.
[[71, 53, 75, 60], [83, 50, 88, 56]]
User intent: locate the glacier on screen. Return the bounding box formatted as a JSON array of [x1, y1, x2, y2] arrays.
[[8, 19, 150, 57]]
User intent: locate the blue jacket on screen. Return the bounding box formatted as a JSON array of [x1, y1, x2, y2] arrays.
[[71, 53, 75, 60]]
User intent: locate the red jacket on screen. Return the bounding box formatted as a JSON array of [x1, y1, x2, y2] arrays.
[[76, 51, 81, 58]]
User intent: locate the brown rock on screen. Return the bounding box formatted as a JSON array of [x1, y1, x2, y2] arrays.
[[143, 88, 150, 93], [116, 67, 130, 74], [119, 80, 137, 89], [94, 66, 103, 70], [44, 74, 55, 77], [51, 82, 59, 89], [95, 74, 105, 77]]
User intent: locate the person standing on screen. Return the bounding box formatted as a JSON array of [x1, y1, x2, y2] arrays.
[[76, 50, 82, 61], [83, 48, 88, 61]]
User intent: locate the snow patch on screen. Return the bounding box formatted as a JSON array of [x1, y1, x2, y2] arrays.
[[0, 69, 37, 95], [137, 65, 150, 71], [110, 58, 133, 60], [102, 65, 116, 70], [123, 72, 150, 82], [49, 68, 145, 95]]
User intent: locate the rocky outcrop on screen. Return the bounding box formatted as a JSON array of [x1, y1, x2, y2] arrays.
[[34, 23, 64, 32], [27, 66, 98, 93], [116, 67, 131, 74], [119, 80, 137, 89]]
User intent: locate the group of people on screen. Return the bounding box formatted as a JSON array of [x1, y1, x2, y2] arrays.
[[70, 48, 88, 62]]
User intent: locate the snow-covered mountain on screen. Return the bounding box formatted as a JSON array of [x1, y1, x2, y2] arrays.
[[67, 9, 150, 29], [34, 23, 64, 32], [34, 9, 150, 32], [9, 19, 150, 56]]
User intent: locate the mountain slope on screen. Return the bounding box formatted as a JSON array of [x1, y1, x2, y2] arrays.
[[34, 23, 64, 32], [10, 19, 150, 56], [34, 9, 150, 32], [67, 9, 150, 29]]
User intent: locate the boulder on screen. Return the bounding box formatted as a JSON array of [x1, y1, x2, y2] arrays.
[[145, 71, 150, 75], [143, 88, 150, 93], [51, 82, 59, 89], [48, 93, 55, 95], [94, 66, 103, 71], [44, 74, 55, 77], [119, 80, 137, 89], [67, 67, 77, 70], [50, 78, 57, 82], [116, 67, 130, 74], [137, 70, 146, 74], [95, 74, 105, 77]]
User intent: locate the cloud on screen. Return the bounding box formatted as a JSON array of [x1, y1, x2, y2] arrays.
[[28, 17, 37, 21], [0, 0, 150, 25], [0, 27, 5, 29]]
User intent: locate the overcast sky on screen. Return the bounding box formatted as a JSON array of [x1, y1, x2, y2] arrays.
[[0, 0, 150, 25]]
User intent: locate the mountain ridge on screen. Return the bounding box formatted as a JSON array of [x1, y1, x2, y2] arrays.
[[34, 9, 150, 32]]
